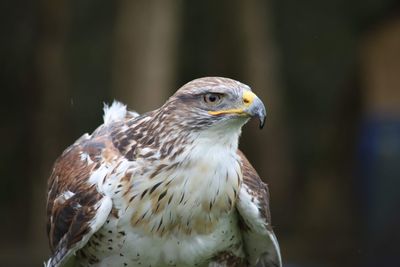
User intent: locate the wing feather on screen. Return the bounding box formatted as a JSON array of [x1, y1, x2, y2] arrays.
[[236, 150, 282, 267], [46, 136, 113, 267]]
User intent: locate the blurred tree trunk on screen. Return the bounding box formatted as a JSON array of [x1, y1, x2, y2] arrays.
[[359, 16, 400, 265], [29, 0, 71, 264], [361, 18, 400, 116], [112, 0, 181, 112]]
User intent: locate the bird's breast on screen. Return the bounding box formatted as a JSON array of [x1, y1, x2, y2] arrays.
[[117, 148, 242, 237], [81, 210, 243, 267]]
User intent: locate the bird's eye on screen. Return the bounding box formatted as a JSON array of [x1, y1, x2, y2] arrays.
[[203, 93, 222, 105]]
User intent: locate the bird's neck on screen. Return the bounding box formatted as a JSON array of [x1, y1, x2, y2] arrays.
[[122, 114, 244, 236], [157, 127, 243, 234]]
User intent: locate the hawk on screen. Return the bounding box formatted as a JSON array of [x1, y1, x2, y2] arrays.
[[46, 77, 282, 267]]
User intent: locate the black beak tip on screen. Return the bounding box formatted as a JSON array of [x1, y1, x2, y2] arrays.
[[259, 116, 266, 129]]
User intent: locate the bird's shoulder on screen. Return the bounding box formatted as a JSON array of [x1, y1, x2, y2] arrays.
[[45, 106, 159, 266], [236, 150, 282, 267], [46, 128, 122, 266]]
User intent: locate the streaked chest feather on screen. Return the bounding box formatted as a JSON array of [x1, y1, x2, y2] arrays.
[[119, 142, 242, 236], [79, 212, 243, 267], [81, 141, 244, 266]]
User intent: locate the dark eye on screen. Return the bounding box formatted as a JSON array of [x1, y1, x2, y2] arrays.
[[203, 93, 222, 105]]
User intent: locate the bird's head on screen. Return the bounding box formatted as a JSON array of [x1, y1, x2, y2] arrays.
[[164, 77, 266, 133]]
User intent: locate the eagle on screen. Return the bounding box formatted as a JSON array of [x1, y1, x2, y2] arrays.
[[45, 77, 282, 267]]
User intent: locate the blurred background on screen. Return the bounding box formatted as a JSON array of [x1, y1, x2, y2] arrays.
[[1, 0, 400, 266]]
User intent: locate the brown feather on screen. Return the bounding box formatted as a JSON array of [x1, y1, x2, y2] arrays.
[[237, 150, 272, 226], [46, 132, 115, 266]]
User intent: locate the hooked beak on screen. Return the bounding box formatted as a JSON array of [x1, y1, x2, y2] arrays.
[[242, 90, 267, 129], [208, 90, 267, 129]]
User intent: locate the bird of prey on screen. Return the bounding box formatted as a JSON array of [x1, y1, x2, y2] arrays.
[[45, 77, 282, 267]]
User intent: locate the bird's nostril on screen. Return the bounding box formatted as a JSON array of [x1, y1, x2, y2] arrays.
[[244, 98, 250, 104]]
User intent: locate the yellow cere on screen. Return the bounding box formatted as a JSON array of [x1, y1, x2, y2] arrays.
[[242, 90, 256, 107], [208, 90, 256, 116]]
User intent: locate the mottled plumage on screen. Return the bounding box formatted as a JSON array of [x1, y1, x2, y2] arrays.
[[46, 77, 282, 267]]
